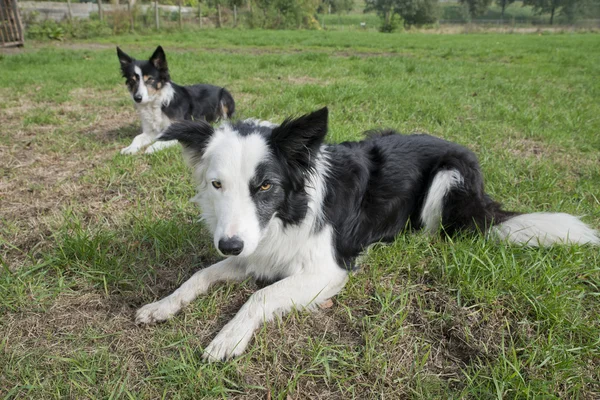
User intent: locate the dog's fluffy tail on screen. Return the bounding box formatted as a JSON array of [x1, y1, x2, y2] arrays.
[[217, 88, 235, 120], [491, 212, 599, 246], [421, 167, 598, 247]]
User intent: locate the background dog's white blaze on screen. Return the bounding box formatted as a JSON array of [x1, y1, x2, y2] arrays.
[[420, 169, 463, 233], [199, 125, 270, 256], [133, 66, 149, 103]]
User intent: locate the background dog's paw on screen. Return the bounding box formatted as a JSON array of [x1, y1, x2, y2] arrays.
[[202, 326, 252, 362], [135, 300, 177, 324], [121, 145, 140, 155]]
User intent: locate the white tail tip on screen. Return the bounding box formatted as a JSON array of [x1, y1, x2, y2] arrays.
[[492, 212, 599, 246]]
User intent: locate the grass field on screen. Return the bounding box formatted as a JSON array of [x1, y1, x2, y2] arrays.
[[1, 31, 600, 399]]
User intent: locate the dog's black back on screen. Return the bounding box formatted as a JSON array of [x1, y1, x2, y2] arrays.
[[165, 83, 235, 122], [323, 131, 516, 268]]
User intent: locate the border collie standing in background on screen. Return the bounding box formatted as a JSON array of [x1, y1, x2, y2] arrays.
[[116, 46, 235, 154], [135, 107, 598, 361]]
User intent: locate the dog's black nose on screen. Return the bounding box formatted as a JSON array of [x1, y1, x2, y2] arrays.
[[218, 236, 244, 256], [133, 94, 143, 103]]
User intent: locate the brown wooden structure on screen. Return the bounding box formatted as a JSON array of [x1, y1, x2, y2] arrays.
[[0, 0, 24, 47]]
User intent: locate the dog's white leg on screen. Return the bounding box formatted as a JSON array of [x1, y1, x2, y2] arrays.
[[202, 266, 348, 361], [136, 258, 247, 324], [144, 139, 179, 154], [121, 133, 153, 155]]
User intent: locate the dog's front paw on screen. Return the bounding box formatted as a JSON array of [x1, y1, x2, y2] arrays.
[[121, 145, 141, 155], [144, 144, 159, 154], [202, 323, 254, 362], [135, 299, 178, 324]]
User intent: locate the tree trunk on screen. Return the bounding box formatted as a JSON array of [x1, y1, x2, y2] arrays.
[[97, 0, 103, 22], [234, 4, 237, 26], [501, 0, 505, 21], [550, 6, 555, 24]]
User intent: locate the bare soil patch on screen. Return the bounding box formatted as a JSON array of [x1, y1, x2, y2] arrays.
[[0, 88, 140, 270]]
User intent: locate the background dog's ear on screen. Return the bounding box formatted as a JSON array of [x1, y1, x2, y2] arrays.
[[116, 47, 133, 74], [158, 120, 214, 157], [270, 107, 328, 172], [149, 46, 169, 76]]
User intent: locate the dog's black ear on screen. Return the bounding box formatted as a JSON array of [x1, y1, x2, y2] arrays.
[[159, 120, 214, 156], [271, 107, 328, 172], [116, 47, 133, 72], [149, 46, 169, 75]]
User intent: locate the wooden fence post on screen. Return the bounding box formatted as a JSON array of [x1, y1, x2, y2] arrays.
[[234, 4, 237, 26], [216, 2, 221, 27], [178, 0, 182, 29], [198, 1, 202, 28], [127, 0, 134, 32], [98, 0, 104, 22], [155, 0, 159, 29], [66, 0, 73, 22]]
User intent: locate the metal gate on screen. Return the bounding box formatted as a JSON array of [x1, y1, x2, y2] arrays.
[[0, 0, 24, 47]]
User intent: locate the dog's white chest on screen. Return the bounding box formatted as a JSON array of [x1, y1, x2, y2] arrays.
[[136, 102, 171, 138]]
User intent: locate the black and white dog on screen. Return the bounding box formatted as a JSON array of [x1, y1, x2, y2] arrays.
[[116, 46, 235, 154], [135, 107, 598, 361]]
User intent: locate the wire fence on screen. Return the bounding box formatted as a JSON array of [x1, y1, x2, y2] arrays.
[[18, 1, 600, 36], [20, 1, 222, 29]]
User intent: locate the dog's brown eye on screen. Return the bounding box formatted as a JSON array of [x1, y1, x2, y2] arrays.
[[260, 182, 272, 191], [212, 181, 222, 189], [146, 77, 153, 83]]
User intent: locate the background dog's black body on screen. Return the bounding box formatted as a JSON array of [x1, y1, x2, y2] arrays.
[[166, 84, 235, 122], [117, 46, 235, 123]]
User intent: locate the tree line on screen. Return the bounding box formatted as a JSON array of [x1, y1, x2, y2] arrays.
[[173, 0, 598, 30], [26, 0, 600, 33], [364, 0, 597, 31]]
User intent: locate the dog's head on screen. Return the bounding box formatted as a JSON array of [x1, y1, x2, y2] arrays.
[[116, 46, 171, 104], [159, 108, 329, 257]]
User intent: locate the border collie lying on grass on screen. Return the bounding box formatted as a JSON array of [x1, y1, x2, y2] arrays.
[[135, 107, 598, 361], [116, 46, 235, 155]]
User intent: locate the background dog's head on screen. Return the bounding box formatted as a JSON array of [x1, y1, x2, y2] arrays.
[[159, 108, 329, 257], [116, 46, 171, 104]]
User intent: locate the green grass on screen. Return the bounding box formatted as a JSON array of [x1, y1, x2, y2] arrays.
[[1, 31, 599, 399]]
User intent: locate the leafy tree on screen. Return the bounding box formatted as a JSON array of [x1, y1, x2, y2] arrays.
[[523, 0, 581, 24], [403, 0, 438, 25], [321, 0, 355, 14], [364, 0, 439, 31], [459, 0, 493, 17], [253, 0, 320, 28], [496, 0, 515, 19]]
